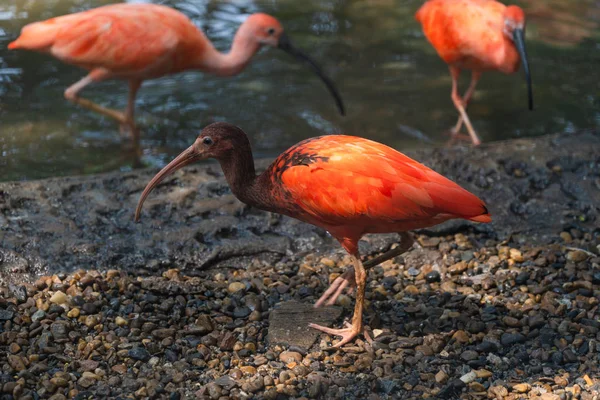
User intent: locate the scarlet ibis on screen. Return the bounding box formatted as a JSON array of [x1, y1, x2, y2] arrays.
[[416, 0, 533, 146], [135, 122, 491, 347], [9, 4, 345, 142]]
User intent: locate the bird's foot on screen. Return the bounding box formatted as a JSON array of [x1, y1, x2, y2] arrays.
[[444, 130, 474, 147], [308, 321, 362, 348], [314, 268, 356, 308]]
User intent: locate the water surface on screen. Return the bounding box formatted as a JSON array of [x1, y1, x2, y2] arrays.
[[1, 0, 599, 181]]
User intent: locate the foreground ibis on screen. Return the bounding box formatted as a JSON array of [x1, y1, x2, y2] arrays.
[[9, 4, 345, 142], [135, 122, 491, 347], [416, 0, 533, 146]]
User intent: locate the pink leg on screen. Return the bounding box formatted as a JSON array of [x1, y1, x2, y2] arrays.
[[64, 70, 141, 141], [314, 232, 414, 307], [309, 253, 366, 347], [119, 80, 142, 143], [446, 67, 481, 147], [450, 70, 481, 135]]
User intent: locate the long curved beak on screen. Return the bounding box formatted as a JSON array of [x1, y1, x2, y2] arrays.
[[134, 145, 203, 222], [278, 33, 346, 116], [513, 28, 533, 111]]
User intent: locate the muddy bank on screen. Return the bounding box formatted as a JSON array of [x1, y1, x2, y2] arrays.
[[0, 130, 599, 284]]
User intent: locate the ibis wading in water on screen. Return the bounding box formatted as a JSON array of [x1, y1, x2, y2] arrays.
[[416, 0, 533, 146], [135, 122, 491, 346], [9, 4, 345, 142]]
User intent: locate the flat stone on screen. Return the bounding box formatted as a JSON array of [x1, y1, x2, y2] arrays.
[[267, 301, 342, 351]]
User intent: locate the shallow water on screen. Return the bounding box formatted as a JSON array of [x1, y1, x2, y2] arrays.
[[0, 0, 599, 181]]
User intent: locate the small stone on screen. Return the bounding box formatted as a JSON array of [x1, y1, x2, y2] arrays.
[[279, 351, 302, 364], [435, 370, 448, 384], [49, 291, 68, 304], [461, 350, 479, 361], [500, 332, 525, 346], [459, 371, 477, 384], [502, 316, 521, 327], [50, 377, 69, 388], [8, 355, 26, 371], [228, 282, 246, 294], [9, 343, 21, 354], [466, 382, 484, 394], [50, 321, 70, 340], [135, 387, 148, 397], [488, 386, 508, 398], [219, 331, 237, 351], [128, 347, 150, 362], [152, 328, 175, 339], [115, 316, 128, 326], [509, 248, 524, 262], [415, 345, 434, 356], [67, 308, 80, 318], [31, 310, 46, 322], [567, 250, 588, 263], [425, 271, 441, 283], [240, 366, 256, 375], [0, 310, 14, 321], [512, 383, 531, 393], [560, 232, 572, 243], [84, 315, 99, 328], [320, 257, 335, 267], [452, 330, 470, 344], [448, 261, 468, 275], [195, 315, 214, 333], [475, 369, 492, 379]]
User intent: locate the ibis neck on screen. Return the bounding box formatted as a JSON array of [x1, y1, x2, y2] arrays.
[[217, 149, 275, 210], [198, 26, 262, 76]]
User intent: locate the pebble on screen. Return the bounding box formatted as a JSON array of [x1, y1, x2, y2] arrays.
[[461, 350, 479, 361], [501, 332, 526, 346], [425, 271, 441, 283], [279, 351, 302, 364], [435, 370, 448, 384], [128, 347, 150, 362], [228, 282, 246, 293], [513, 383, 531, 393], [49, 291, 68, 304], [567, 250, 588, 263]]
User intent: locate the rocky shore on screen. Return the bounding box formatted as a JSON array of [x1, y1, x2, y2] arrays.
[[1, 130, 599, 399]]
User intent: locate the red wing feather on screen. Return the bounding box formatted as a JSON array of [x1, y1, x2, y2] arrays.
[[278, 136, 489, 226]]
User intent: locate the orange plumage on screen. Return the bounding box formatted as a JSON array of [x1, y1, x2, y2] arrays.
[[9, 4, 205, 76], [416, 0, 533, 146], [270, 135, 490, 253]]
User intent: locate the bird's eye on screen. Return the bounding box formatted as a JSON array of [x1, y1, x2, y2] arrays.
[[267, 28, 276, 36], [203, 137, 213, 146]]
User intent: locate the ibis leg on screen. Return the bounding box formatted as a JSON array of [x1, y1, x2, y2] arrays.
[[309, 254, 367, 347], [451, 71, 481, 135], [447, 67, 481, 146], [120, 80, 142, 144], [64, 70, 142, 142], [314, 232, 414, 307]]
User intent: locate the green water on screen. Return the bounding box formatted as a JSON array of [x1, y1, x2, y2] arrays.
[[0, 0, 599, 181]]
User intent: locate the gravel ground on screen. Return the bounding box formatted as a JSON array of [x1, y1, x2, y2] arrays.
[[1, 227, 599, 399]]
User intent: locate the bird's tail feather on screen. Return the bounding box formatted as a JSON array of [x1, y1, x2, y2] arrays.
[[8, 20, 61, 50]]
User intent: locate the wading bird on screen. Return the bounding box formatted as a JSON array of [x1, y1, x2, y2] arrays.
[[416, 0, 533, 146], [9, 4, 345, 143], [135, 122, 491, 347]]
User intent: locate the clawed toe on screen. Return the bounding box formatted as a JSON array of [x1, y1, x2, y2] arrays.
[[308, 321, 361, 348]]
